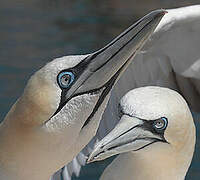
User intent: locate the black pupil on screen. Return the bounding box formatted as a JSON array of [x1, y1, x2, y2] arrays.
[[155, 120, 164, 128], [61, 74, 70, 85]]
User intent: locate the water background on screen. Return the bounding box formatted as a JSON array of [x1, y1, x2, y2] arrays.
[[0, 0, 200, 179]]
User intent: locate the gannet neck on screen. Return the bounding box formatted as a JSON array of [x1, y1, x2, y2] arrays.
[[0, 95, 110, 180], [100, 148, 189, 180], [100, 129, 195, 180], [0, 123, 51, 180], [0, 168, 50, 180]]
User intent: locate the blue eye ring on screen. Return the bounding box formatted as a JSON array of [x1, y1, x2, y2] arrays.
[[153, 117, 168, 131], [58, 71, 75, 89]]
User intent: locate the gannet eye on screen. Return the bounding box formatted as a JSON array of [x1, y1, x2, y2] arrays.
[[153, 117, 168, 131], [58, 71, 75, 89]]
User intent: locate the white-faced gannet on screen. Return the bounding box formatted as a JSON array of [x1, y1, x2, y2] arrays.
[[88, 86, 196, 180], [0, 10, 165, 180]]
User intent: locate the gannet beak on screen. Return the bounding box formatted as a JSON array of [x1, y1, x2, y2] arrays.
[[73, 10, 166, 95], [64, 10, 166, 99], [87, 115, 166, 163]]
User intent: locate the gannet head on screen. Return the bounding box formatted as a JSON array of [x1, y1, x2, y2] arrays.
[[88, 86, 196, 176], [15, 10, 165, 130], [8, 11, 165, 133], [1, 11, 166, 179]]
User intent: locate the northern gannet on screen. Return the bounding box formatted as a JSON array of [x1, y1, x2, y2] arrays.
[[88, 86, 196, 180], [0, 10, 165, 180]]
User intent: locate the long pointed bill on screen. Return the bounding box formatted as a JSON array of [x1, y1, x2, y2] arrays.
[[66, 10, 167, 98], [87, 115, 163, 163]]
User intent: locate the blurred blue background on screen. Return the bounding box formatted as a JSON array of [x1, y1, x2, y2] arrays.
[[0, 0, 200, 179]]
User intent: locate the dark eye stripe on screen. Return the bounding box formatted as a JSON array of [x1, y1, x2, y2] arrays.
[[58, 72, 75, 89]]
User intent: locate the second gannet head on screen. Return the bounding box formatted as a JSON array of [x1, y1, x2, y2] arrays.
[[88, 86, 196, 179]]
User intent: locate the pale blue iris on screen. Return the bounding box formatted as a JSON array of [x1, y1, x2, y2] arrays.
[[58, 72, 75, 88]]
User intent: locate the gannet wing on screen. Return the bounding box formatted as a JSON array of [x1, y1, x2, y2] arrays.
[[51, 151, 86, 180], [55, 5, 200, 180], [61, 151, 87, 179]]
